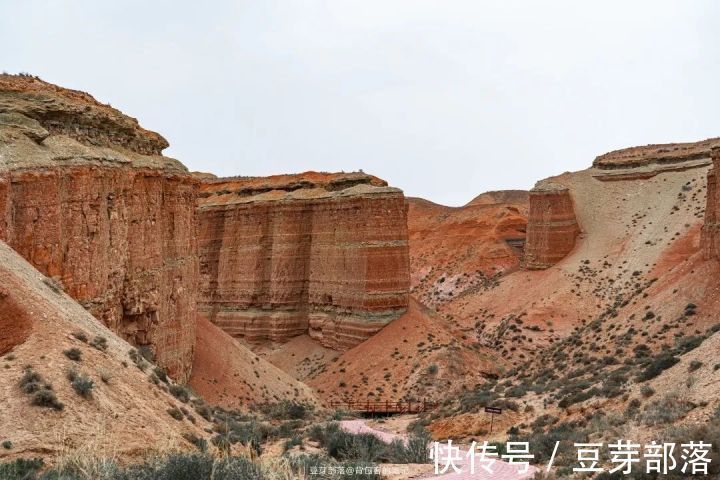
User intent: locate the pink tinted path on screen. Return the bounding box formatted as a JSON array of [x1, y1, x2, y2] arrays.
[[339, 420, 538, 480]]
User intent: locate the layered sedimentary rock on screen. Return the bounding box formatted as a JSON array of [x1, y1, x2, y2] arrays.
[[524, 182, 580, 269], [702, 148, 720, 260], [198, 172, 410, 350], [593, 138, 720, 181], [0, 75, 197, 381]]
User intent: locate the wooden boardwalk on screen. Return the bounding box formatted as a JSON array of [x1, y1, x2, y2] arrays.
[[329, 399, 438, 414]]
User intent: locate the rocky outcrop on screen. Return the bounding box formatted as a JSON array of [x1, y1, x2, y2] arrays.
[[0, 75, 197, 381], [594, 138, 720, 170], [592, 138, 720, 181], [524, 182, 580, 269], [702, 148, 720, 260], [198, 172, 410, 350]]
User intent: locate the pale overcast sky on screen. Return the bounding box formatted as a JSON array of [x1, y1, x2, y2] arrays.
[[2, 1, 719, 205]]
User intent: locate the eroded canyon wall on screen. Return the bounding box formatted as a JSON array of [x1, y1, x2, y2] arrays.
[[702, 148, 720, 260], [198, 172, 410, 350], [0, 75, 197, 381], [524, 182, 580, 269]]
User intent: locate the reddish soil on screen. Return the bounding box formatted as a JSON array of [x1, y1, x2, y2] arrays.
[[189, 316, 320, 409]]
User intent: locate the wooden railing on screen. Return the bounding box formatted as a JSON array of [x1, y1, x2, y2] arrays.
[[329, 399, 437, 414]]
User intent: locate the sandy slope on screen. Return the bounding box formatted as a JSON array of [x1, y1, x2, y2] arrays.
[[0, 241, 212, 461], [188, 316, 321, 409], [309, 298, 501, 403]]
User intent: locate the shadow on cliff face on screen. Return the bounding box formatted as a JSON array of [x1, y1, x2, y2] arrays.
[[0, 286, 32, 355]]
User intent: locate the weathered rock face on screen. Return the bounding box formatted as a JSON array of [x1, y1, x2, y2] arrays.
[[198, 172, 410, 350], [524, 182, 580, 269], [702, 148, 720, 260], [0, 75, 197, 381]]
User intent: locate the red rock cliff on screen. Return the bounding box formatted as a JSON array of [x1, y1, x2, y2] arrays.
[[198, 172, 410, 350], [0, 75, 197, 381], [702, 148, 720, 260], [524, 182, 580, 269]]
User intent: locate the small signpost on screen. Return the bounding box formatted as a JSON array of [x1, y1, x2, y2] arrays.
[[484, 406, 502, 433]]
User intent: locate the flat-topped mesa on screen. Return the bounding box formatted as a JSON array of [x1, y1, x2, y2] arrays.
[[198, 171, 411, 350], [702, 148, 720, 260], [0, 75, 197, 382], [524, 182, 580, 270]]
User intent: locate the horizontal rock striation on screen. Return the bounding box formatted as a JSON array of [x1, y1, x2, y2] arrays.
[[524, 182, 580, 269], [0, 75, 197, 381], [593, 138, 720, 170], [702, 148, 720, 260], [198, 172, 410, 350]]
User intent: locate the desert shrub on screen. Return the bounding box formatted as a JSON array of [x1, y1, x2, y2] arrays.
[[167, 407, 184, 421], [32, 388, 64, 411], [505, 384, 529, 398], [169, 384, 191, 403], [138, 346, 155, 363], [72, 331, 88, 343], [272, 419, 304, 439], [290, 454, 380, 480], [71, 374, 94, 398], [640, 394, 695, 426], [211, 419, 268, 455], [153, 367, 168, 384], [9, 453, 267, 480], [426, 364, 438, 375], [283, 434, 303, 452], [674, 335, 704, 354], [457, 387, 498, 413], [511, 421, 588, 465], [689, 360, 703, 372], [2, 440, 12, 450], [640, 384, 655, 398], [531, 414, 559, 432], [0, 458, 43, 479], [128, 348, 148, 372], [637, 354, 679, 382], [387, 431, 430, 463], [312, 423, 429, 464], [19, 369, 43, 394], [63, 348, 82, 362], [90, 336, 108, 352], [260, 400, 311, 420], [194, 403, 212, 422]]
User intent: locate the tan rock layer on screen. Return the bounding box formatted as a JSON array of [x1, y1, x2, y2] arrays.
[[524, 183, 580, 269], [702, 148, 720, 260], [198, 184, 410, 350]]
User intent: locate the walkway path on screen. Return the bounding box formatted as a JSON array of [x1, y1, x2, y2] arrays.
[[339, 420, 538, 480]]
